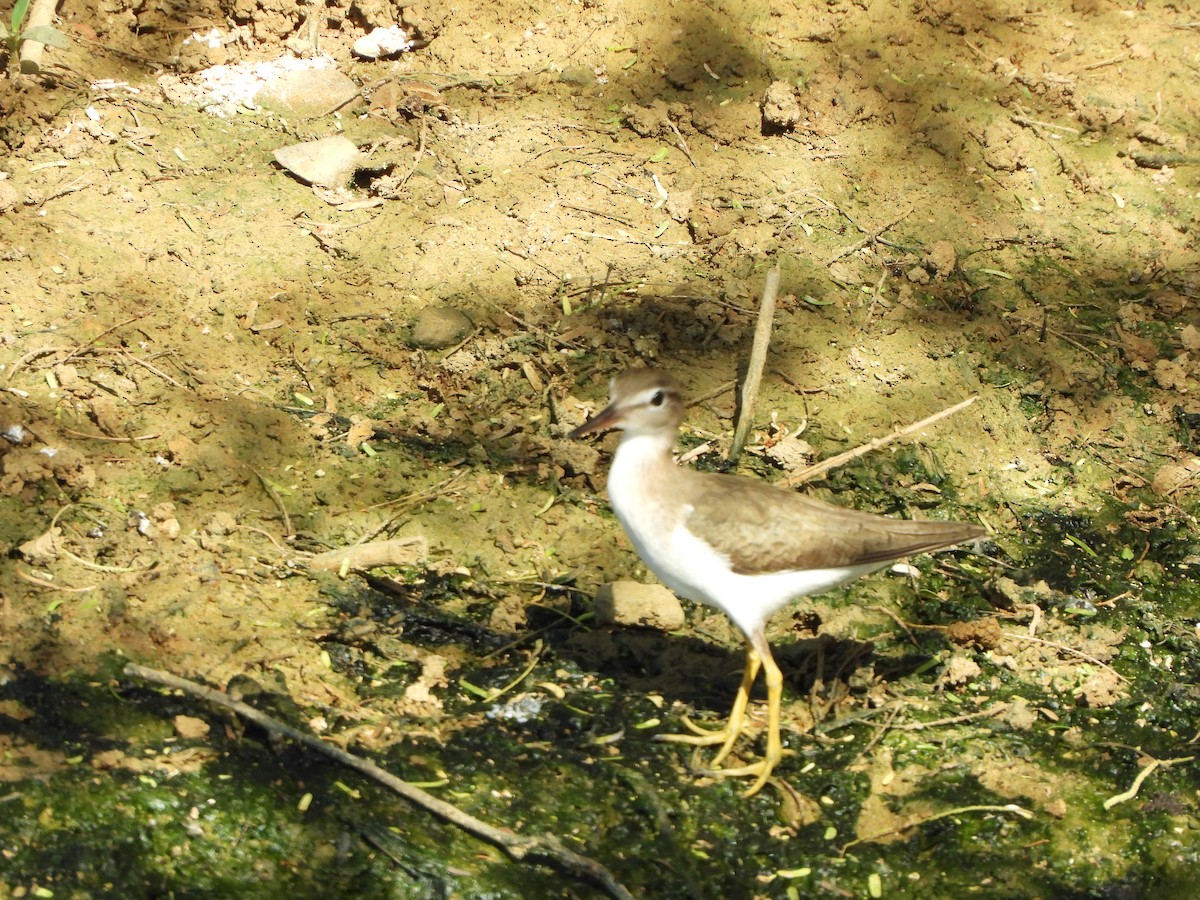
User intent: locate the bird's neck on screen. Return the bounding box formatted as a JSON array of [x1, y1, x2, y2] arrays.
[[613, 428, 676, 469], [607, 429, 679, 512]]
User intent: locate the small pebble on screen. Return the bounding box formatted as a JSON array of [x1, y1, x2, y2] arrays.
[[594, 581, 685, 632], [353, 26, 414, 60], [410, 307, 473, 349]]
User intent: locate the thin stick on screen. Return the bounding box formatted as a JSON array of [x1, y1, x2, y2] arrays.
[[122, 664, 633, 900], [234, 524, 293, 557], [1003, 632, 1129, 682], [121, 351, 186, 388], [1010, 114, 1081, 136], [7, 346, 73, 381], [827, 206, 913, 264], [58, 315, 146, 366], [890, 704, 1010, 730], [250, 468, 294, 539], [839, 803, 1033, 855], [852, 703, 903, 763], [686, 379, 736, 408], [61, 549, 149, 573], [666, 120, 697, 168], [781, 395, 978, 486], [1081, 52, 1128, 72], [16, 569, 96, 592], [17, 0, 58, 73], [729, 265, 780, 462], [1103, 755, 1194, 810], [306, 537, 428, 574], [62, 429, 161, 442]]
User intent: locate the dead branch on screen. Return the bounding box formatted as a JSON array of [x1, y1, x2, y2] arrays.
[[306, 536, 428, 574], [839, 803, 1033, 855], [827, 205, 913, 264], [730, 265, 780, 463], [58, 315, 147, 366], [781, 395, 978, 487], [1002, 632, 1129, 682], [122, 663, 634, 900], [1103, 754, 1195, 811], [16, 0, 58, 73], [250, 468, 294, 539]]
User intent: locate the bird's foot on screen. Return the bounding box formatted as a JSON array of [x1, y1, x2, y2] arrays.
[[704, 748, 795, 798], [652, 714, 748, 747]]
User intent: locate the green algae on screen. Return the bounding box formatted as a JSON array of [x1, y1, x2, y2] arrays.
[[5, 443, 1197, 899]]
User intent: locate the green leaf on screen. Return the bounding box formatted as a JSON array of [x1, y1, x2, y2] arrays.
[[22, 25, 72, 50], [11, 0, 31, 34], [458, 677, 494, 700], [1063, 532, 1099, 560]]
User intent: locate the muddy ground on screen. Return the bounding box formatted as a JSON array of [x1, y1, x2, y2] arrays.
[[1, 0, 1199, 897]]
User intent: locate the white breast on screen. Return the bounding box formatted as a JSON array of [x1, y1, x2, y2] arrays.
[[605, 434, 692, 593]]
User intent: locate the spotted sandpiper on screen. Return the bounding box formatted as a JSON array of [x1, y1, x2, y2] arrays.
[[570, 367, 985, 796]]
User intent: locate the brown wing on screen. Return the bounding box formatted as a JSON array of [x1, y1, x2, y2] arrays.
[[683, 472, 984, 575]]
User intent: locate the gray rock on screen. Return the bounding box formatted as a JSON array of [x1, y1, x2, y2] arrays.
[[272, 136, 361, 187], [410, 307, 473, 349], [594, 581, 685, 632]]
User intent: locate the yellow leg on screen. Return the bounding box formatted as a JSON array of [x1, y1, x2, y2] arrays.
[[709, 645, 760, 767], [655, 642, 760, 751], [655, 631, 788, 797], [708, 631, 784, 797]]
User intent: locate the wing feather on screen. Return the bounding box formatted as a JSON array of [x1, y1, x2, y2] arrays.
[[682, 473, 983, 575]]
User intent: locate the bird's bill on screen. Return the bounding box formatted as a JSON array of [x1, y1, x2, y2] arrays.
[[568, 403, 622, 439]]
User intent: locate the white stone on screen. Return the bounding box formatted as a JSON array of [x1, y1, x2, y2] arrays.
[[353, 27, 414, 60], [273, 136, 361, 188]]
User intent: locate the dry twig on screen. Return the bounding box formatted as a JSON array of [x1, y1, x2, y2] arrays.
[[827, 206, 913, 264], [58, 315, 146, 366], [250, 468, 294, 539], [1003, 632, 1128, 682], [781, 395, 978, 487], [306, 537, 428, 575], [15, 569, 95, 592], [62, 429, 160, 442], [730, 265, 780, 462], [1103, 754, 1194, 811], [16, 0, 59, 73], [839, 803, 1033, 855], [1011, 114, 1081, 136]]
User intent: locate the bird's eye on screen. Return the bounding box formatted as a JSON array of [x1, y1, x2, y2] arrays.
[[649, 391, 664, 407]]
